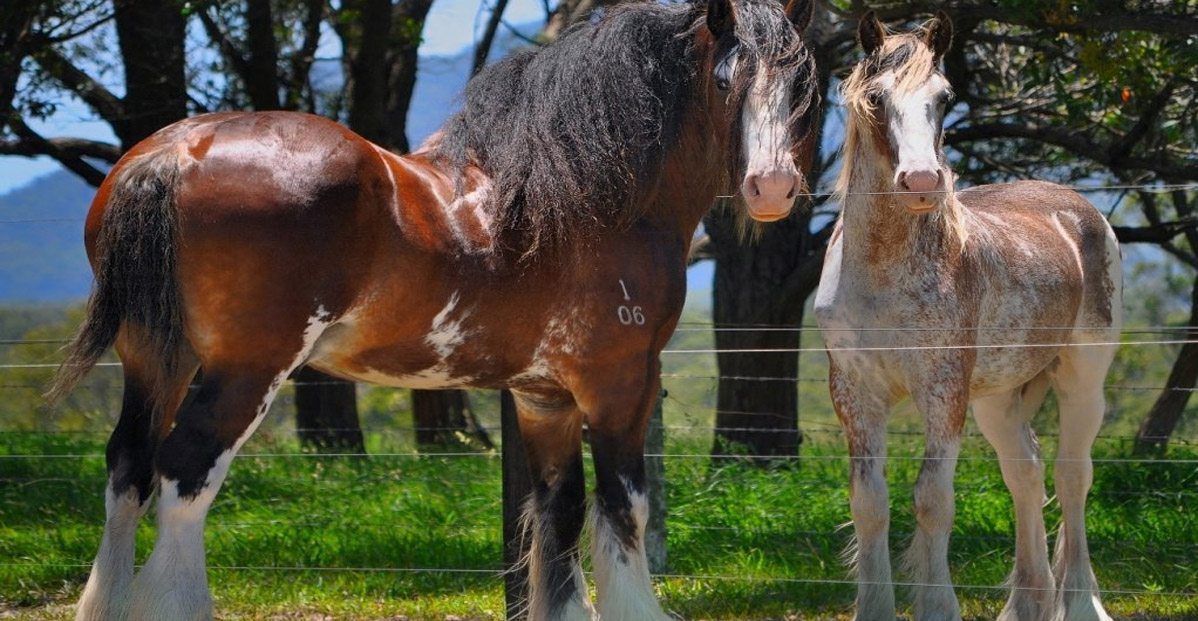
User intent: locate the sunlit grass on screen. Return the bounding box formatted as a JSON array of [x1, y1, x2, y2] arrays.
[[2, 428, 1196, 620]]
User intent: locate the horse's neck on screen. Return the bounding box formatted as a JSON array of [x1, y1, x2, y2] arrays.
[[647, 115, 728, 244]]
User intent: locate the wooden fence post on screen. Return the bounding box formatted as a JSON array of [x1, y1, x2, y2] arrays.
[[501, 390, 531, 618]]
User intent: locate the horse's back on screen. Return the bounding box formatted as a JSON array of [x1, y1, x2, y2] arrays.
[[959, 180, 1121, 333], [88, 112, 400, 364]]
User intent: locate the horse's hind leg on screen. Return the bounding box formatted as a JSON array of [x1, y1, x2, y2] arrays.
[[1048, 347, 1115, 621], [511, 393, 593, 621], [128, 315, 331, 620], [76, 334, 197, 621], [972, 385, 1054, 621], [585, 376, 670, 621]]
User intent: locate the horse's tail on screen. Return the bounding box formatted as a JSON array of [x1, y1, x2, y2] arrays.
[[46, 148, 186, 404]]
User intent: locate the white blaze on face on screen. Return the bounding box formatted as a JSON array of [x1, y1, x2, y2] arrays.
[[883, 71, 950, 204], [740, 60, 801, 220]]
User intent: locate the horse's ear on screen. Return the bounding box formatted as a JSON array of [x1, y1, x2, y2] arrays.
[[784, 0, 813, 32], [707, 0, 736, 37], [926, 10, 954, 61], [858, 11, 885, 56]]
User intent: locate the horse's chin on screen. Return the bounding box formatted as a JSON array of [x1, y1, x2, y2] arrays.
[[746, 207, 793, 222], [896, 193, 944, 214]]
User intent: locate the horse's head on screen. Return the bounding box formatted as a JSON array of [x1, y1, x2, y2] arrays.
[[702, 0, 819, 222], [842, 11, 954, 213]]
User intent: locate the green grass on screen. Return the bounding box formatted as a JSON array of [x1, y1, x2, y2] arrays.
[[2, 427, 1197, 620]]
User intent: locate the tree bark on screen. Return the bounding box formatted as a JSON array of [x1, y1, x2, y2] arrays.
[[383, 0, 435, 152], [244, 0, 281, 110], [411, 389, 494, 448], [112, 0, 188, 148], [342, 0, 392, 145], [1134, 278, 1198, 454], [500, 390, 531, 617], [705, 210, 807, 462], [294, 367, 365, 452]]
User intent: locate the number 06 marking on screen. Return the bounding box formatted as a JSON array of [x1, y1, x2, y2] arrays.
[[618, 305, 646, 326]]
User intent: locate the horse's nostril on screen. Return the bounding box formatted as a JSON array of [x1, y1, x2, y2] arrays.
[[786, 188, 795, 199]]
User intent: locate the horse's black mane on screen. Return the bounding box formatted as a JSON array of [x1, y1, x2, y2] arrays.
[[433, 0, 816, 256]]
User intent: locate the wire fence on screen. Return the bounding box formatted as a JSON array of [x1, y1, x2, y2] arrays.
[[3, 323, 1198, 612]]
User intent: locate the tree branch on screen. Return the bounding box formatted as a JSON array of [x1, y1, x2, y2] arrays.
[[1112, 220, 1198, 245], [473, 0, 511, 74], [31, 46, 124, 124], [867, 4, 1198, 37], [947, 123, 1198, 181], [3, 119, 111, 186]]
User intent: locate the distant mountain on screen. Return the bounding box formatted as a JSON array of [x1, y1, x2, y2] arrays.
[[0, 169, 95, 303]]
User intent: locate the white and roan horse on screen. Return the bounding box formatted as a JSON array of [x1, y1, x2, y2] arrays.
[[814, 12, 1122, 621]]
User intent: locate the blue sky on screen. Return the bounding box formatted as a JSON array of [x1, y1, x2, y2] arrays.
[[0, 0, 546, 194]]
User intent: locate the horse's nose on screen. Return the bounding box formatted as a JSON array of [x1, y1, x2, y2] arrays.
[[898, 169, 942, 193], [742, 168, 801, 221]]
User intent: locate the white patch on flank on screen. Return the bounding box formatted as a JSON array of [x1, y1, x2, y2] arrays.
[[592, 479, 670, 621], [127, 306, 333, 621], [358, 292, 478, 389], [511, 313, 587, 384], [1051, 212, 1084, 275], [75, 486, 148, 621], [427, 291, 466, 358], [444, 180, 492, 247]]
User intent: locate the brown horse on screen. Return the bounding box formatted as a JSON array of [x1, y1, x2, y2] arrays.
[[49, 0, 819, 619], [814, 12, 1121, 621]]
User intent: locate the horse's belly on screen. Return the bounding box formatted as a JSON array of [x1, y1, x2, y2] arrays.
[[968, 338, 1061, 397], [303, 317, 524, 391]]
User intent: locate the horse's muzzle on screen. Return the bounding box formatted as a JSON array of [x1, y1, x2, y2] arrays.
[[742, 168, 800, 221]]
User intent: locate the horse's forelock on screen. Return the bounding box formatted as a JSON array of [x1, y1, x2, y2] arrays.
[[723, 0, 819, 176]]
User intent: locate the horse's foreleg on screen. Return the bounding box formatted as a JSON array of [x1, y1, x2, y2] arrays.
[[906, 381, 966, 621], [1049, 349, 1114, 621], [831, 366, 896, 621], [127, 366, 294, 621], [513, 395, 593, 621], [585, 379, 670, 621], [973, 388, 1054, 621], [77, 338, 197, 621]]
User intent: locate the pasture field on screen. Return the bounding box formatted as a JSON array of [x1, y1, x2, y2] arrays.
[[2, 309, 1197, 619], [2, 428, 1196, 620]]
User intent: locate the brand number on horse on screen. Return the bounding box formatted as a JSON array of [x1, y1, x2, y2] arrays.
[[618, 305, 645, 326], [616, 279, 645, 325]]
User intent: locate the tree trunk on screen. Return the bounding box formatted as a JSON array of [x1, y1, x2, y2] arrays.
[[244, 0, 281, 110], [342, 0, 392, 145], [112, 0, 188, 147], [294, 367, 365, 452], [411, 389, 494, 448], [704, 210, 807, 462], [500, 390, 531, 617], [1134, 278, 1198, 454], [384, 0, 435, 152]]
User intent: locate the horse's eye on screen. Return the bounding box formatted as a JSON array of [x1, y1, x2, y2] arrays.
[[714, 44, 739, 94], [867, 92, 882, 107]]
